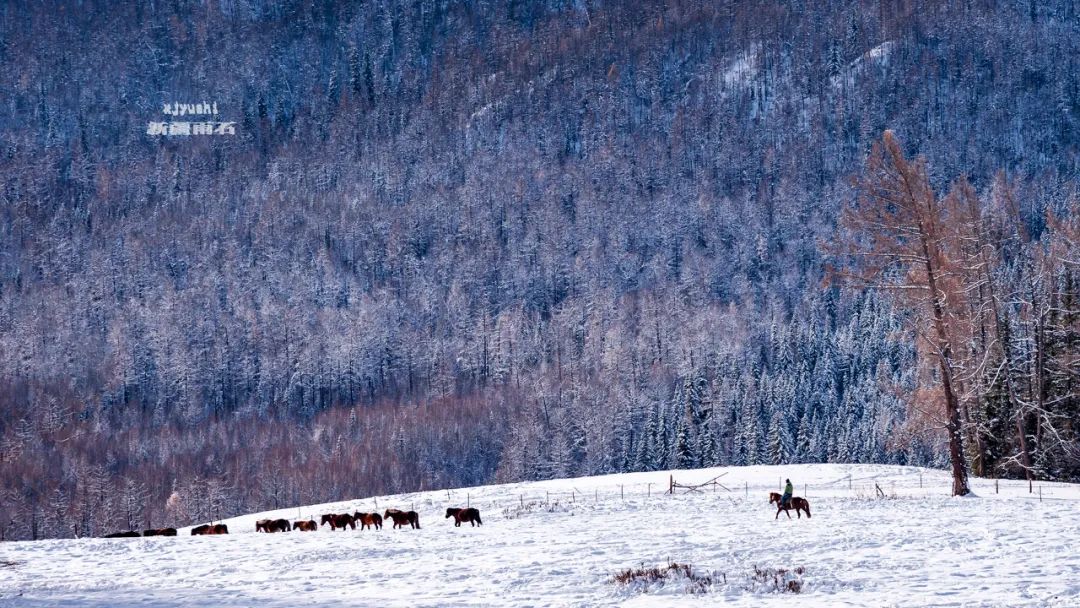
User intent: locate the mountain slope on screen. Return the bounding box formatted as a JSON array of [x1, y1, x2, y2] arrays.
[[2, 464, 1077, 606]]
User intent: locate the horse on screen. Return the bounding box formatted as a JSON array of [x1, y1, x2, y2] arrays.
[[104, 531, 140, 538], [445, 507, 482, 527], [293, 519, 318, 532], [320, 513, 356, 530], [353, 512, 383, 530], [384, 509, 420, 529], [769, 492, 811, 519], [143, 528, 177, 536], [192, 523, 227, 535], [257, 518, 291, 532]]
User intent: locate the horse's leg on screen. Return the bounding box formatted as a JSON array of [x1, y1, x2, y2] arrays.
[[775, 507, 781, 520]]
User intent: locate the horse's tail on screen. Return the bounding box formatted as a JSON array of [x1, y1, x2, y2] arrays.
[[805, 502, 811, 518], [475, 512, 482, 525]]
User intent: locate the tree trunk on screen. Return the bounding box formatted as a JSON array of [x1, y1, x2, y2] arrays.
[[920, 222, 971, 496]]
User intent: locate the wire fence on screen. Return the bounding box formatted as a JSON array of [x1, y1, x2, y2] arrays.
[[278, 471, 1070, 526]]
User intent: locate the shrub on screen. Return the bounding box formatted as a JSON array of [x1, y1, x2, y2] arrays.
[[748, 565, 804, 594], [613, 562, 719, 595]]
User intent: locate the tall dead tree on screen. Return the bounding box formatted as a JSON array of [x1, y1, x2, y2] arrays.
[[947, 175, 1034, 488], [837, 131, 971, 496]]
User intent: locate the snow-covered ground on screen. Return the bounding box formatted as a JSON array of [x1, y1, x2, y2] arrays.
[[1, 464, 1077, 607]]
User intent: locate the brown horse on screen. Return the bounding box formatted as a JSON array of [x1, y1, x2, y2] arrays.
[[293, 519, 318, 532], [143, 528, 177, 536], [257, 518, 291, 532], [445, 507, 482, 527], [320, 513, 356, 530], [353, 512, 383, 530], [769, 492, 811, 519], [104, 531, 140, 538], [384, 509, 420, 529], [209, 524, 229, 534]]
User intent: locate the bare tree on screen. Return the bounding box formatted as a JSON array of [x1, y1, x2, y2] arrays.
[[837, 130, 971, 495]]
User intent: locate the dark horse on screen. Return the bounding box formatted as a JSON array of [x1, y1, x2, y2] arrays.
[[320, 513, 356, 530], [257, 518, 291, 533], [192, 523, 229, 535], [445, 507, 482, 527], [143, 528, 177, 536], [293, 520, 318, 532], [104, 531, 140, 538], [769, 492, 811, 519], [384, 509, 420, 529], [353, 512, 383, 530]]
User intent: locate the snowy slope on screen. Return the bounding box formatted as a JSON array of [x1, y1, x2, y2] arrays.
[[1, 464, 1077, 607]]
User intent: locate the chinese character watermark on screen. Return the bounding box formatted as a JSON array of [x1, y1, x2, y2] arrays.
[[147, 101, 235, 137]]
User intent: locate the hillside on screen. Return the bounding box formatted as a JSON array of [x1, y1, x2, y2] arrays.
[[2, 0, 1080, 540], [2, 464, 1077, 606]]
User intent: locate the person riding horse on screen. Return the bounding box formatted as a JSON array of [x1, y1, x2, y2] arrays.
[[781, 479, 793, 509]]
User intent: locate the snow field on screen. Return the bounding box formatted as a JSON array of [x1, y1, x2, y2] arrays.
[[1, 464, 1078, 607]]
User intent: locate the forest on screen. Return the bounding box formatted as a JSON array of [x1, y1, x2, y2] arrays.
[[1, 0, 1078, 539]]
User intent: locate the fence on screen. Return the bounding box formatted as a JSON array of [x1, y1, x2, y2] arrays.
[[281, 471, 1069, 526]]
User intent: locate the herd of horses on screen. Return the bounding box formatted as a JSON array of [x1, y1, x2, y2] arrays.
[[304, 509, 424, 532], [104, 528, 178, 538], [101, 490, 809, 539]]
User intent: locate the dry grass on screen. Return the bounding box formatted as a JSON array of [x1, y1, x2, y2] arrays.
[[613, 562, 720, 594], [500, 499, 572, 519], [749, 565, 804, 593]]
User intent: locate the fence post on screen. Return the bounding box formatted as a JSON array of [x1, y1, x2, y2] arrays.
[[1039, 486, 1042, 502], [804, 484, 807, 498], [374, 497, 378, 509], [648, 483, 653, 497], [745, 481, 748, 498], [995, 479, 998, 495], [620, 485, 624, 500], [546, 491, 550, 504], [919, 473, 923, 489], [595, 489, 598, 502], [467, 493, 470, 507], [520, 494, 524, 507]]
